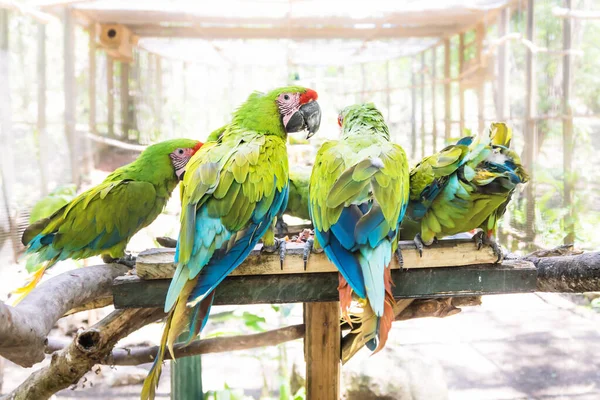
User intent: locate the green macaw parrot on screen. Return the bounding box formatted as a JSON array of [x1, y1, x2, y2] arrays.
[[286, 169, 311, 221], [308, 103, 409, 353], [400, 122, 529, 260], [141, 87, 321, 400], [25, 185, 77, 274], [17, 138, 202, 303]]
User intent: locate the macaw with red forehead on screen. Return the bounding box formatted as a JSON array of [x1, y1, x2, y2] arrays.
[[142, 86, 321, 400], [17, 139, 202, 303]]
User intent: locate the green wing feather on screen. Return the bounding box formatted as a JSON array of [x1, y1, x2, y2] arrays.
[[24, 180, 161, 259]]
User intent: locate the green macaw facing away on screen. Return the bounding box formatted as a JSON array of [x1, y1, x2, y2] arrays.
[[308, 103, 409, 354], [17, 138, 202, 303], [400, 122, 529, 260], [141, 86, 321, 400]]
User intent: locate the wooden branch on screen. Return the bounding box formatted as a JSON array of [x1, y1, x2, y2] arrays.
[[132, 24, 449, 40], [106, 324, 304, 366], [135, 239, 498, 280], [5, 308, 164, 400], [86, 131, 145, 152], [64, 296, 113, 316], [553, 6, 600, 19], [0, 264, 128, 367], [529, 252, 600, 293]]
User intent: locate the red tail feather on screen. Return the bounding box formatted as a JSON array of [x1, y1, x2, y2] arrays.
[[337, 273, 353, 326], [373, 267, 396, 353]]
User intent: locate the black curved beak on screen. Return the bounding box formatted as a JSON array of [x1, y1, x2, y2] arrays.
[[284, 101, 321, 139]]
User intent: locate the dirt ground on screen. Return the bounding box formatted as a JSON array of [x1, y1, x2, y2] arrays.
[[2, 292, 600, 399]]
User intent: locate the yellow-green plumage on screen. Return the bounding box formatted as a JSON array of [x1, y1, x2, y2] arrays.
[[16, 139, 200, 302], [309, 103, 409, 352], [142, 86, 321, 400], [401, 123, 529, 244]]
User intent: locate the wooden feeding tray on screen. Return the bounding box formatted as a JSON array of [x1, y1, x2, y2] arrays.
[[112, 239, 537, 309]]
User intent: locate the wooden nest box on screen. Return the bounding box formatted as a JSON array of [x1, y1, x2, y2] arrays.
[[97, 24, 136, 63]]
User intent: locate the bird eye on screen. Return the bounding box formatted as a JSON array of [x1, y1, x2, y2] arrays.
[[283, 94, 290, 101], [178, 149, 184, 155]]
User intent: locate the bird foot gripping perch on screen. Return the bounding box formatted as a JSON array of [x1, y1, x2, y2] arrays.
[[302, 236, 323, 270], [260, 238, 287, 270], [102, 253, 137, 268], [472, 231, 504, 263]]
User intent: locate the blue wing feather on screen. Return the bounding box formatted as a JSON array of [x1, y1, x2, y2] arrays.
[[187, 184, 288, 303]]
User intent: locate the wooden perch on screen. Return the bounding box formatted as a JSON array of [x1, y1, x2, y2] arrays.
[[135, 239, 499, 279], [0, 264, 128, 367], [114, 260, 536, 308], [5, 308, 164, 400]]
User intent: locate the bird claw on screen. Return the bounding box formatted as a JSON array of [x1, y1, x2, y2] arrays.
[[395, 247, 405, 271], [413, 234, 424, 258], [473, 231, 484, 250], [473, 231, 504, 263], [115, 253, 136, 268], [261, 238, 286, 270], [302, 237, 323, 271]]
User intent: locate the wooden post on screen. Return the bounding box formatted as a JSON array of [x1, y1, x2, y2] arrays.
[[360, 63, 366, 103], [131, 51, 139, 140], [120, 61, 130, 138], [524, 0, 537, 244], [107, 56, 114, 137], [385, 60, 391, 122], [497, 8, 510, 120], [88, 23, 97, 134], [496, 8, 510, 245], [410, 58, 417, 160], [85, 23, 96, 177], [64, 9, 79, 187], [431, 47, 437, 152], [155, 56, 163, 133], [459, 33, 465, 135], [420, 52, 426, 158], [304, 302, 340, 400], [171, 336, 203, 400], [562, 0, 574, 244], [444, 38, 451, 143], [37, 23, 48, 196], [476, 23, 485, 135], [0, 8, 18, 261]]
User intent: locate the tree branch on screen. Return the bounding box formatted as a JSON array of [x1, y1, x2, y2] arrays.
[[0, 264, 128, 367], [529, 251, 600, 292], [5, 308, 164, 400], [106, 324, 305, 366]]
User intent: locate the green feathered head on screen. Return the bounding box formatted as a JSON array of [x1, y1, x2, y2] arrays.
[[231, 86, 321, 139], [138, 138, 202, 180], [338, 103, 390, 140]]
